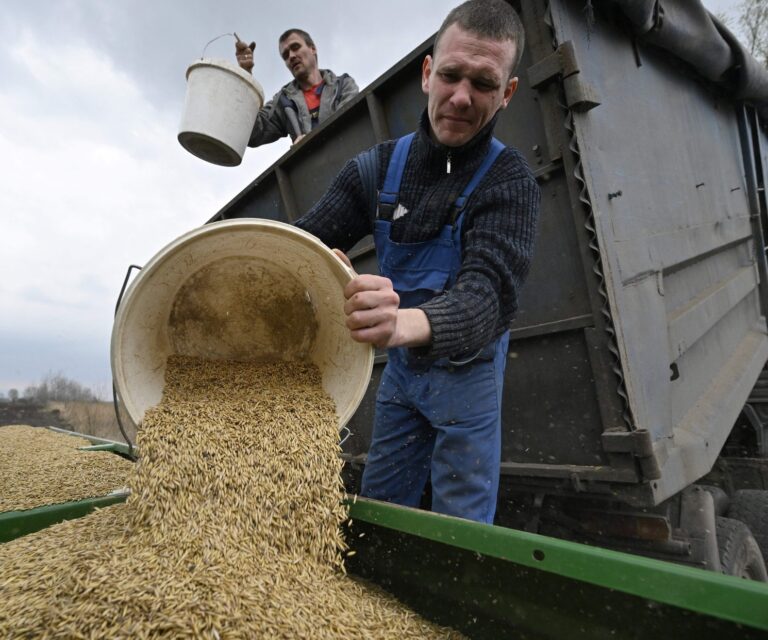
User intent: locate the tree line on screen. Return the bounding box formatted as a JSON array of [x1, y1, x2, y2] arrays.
[[3, 373, 101, 404]]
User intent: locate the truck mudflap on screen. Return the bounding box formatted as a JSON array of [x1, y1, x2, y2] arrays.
[[345, 498, 768, 639]]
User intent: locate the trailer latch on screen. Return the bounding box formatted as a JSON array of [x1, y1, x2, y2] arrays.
[[527, 40, 600, 113]]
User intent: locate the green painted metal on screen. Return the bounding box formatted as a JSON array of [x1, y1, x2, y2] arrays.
[[346, 498, 768, 638], [0, 429, 134, 543], [47, 426, 135, 457], [77, 442, 130, 455], [0, 492, 129, 544]]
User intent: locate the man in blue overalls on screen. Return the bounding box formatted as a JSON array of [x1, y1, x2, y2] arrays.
[[296, 0, 540, 524]]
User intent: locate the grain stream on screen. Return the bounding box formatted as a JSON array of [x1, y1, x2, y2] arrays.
[[0, 356, 463, 638]]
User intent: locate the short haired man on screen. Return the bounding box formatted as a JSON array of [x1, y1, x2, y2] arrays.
[[295, 0, 539, 524], [236, 29, 359, 146]]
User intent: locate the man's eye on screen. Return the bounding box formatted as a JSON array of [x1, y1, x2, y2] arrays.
[[440, 72, 459, 83]]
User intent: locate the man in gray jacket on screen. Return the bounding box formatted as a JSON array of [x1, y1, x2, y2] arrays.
[[236, 29, 359, 146]]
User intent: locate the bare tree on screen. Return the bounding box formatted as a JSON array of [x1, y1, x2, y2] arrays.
[[23, 372, 97, 404], [735, 0, 768, 68], [8, 388, 19, 403]]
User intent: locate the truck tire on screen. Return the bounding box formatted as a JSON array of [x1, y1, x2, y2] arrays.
[[715, 516, 768, 581], [727, 490, 768, 560]]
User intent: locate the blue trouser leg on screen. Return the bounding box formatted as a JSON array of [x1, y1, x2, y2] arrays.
[[426, 336, 507, 524], [360, 334, 508, 524], [360, 361, 434, 507], [428, 399, 502, 524]]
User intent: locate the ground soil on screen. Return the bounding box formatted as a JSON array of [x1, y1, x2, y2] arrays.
[[0, 402, 71, 429]]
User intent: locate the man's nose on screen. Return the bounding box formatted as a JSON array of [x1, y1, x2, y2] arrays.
[[450, 80, 472, 108]]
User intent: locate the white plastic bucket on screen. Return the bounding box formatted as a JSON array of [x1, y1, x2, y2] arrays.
[[178, 59, 265, 167], [111, 219, 373, 430]]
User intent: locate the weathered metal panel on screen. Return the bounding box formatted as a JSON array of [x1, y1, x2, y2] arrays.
[[205, 0, 768, 509], [550, 0, 768, 502], [502, 329, 608, 466], [218, 173, 285, 221], [283, 102, 377, 216]]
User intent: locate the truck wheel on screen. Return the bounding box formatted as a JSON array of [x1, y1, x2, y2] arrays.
[[716, 516, 768, 581], [727, 490, 768, 560]]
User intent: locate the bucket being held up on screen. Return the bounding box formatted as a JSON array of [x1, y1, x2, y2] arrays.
[[111, 220, 374, 431], [178, 35, 265, 167]]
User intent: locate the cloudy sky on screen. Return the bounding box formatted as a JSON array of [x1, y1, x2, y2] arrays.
[[0, 0, 743, 396]]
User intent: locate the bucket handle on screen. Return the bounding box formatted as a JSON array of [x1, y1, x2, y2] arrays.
[[112, 263, 143, 459], [200, 32, 238, 59], [115, 264, 142, 315]]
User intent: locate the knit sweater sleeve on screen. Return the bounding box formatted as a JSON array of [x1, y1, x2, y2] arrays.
[[418, 166, 540, 360], [294, 157, 372, 252]]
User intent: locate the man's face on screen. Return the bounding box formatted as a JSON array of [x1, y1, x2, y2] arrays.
[[422, 24, 518, 147], [279, 33, 318, 82]]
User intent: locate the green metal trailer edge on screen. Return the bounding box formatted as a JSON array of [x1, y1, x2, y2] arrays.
[[46, 426, 135, 457], [0, 492, 129, 544], [0, 428, 133, 543], [3, 490, 765, 635], [345, 498, 768, 636]]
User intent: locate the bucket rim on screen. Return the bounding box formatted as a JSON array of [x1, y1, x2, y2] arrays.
[[111, 218, 374, 429], [185, 58, 265, 104]]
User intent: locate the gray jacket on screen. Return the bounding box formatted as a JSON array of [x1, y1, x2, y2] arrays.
[[248, 69, 359, 147]]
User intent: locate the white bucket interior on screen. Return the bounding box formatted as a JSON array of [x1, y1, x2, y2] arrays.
[[178, 59, 264, 167], [111, 220, 373, 429]]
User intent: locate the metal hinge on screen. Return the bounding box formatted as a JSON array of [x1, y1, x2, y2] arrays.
[[602, 429, 662, 480], [527, 40, 600, 113]]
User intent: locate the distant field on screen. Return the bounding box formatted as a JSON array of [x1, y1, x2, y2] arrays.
[[0, 401, 135, 444]]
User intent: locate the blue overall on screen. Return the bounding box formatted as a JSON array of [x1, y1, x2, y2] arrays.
[[359, 133, 510, 524]]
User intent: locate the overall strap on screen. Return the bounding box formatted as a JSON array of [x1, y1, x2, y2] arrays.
[[451, 137, 506, 222], [378, 133, 416, 218]]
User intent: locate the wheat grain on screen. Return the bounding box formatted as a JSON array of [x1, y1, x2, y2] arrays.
[[0, 425, 131, 512], [0, 356, 463, 638]]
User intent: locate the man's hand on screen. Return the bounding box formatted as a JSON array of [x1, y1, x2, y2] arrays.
[[235, 39, 256, 73], [343, 275, 431, 349], [332, 248, 352, 268]]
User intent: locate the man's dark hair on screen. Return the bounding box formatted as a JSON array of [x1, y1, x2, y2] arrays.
[[434, 0, 525, 76], [278, 28, 316, 49]]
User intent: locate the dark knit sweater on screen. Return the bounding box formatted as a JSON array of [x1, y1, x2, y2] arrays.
[[296, 110, 540, 361]]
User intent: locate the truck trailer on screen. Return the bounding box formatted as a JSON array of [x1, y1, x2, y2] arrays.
[[207, 0, 768, 581]]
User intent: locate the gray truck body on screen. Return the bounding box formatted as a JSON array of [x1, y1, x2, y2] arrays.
[[208, 0, 768, 522]]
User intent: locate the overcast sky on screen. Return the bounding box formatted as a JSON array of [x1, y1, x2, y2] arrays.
[[0, 0, 743, 396]]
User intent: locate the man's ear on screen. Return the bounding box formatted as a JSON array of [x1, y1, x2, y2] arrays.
[[421, 55, 432, 96], [501, 76, 519, 109]]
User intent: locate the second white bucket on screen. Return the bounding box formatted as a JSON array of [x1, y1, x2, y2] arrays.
[[111, 219, 373, 431], [178, 58, 265, 167]]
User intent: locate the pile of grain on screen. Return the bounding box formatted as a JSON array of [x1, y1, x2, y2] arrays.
[[0, 425, 132, 512], [0, 356, 462, 638]]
